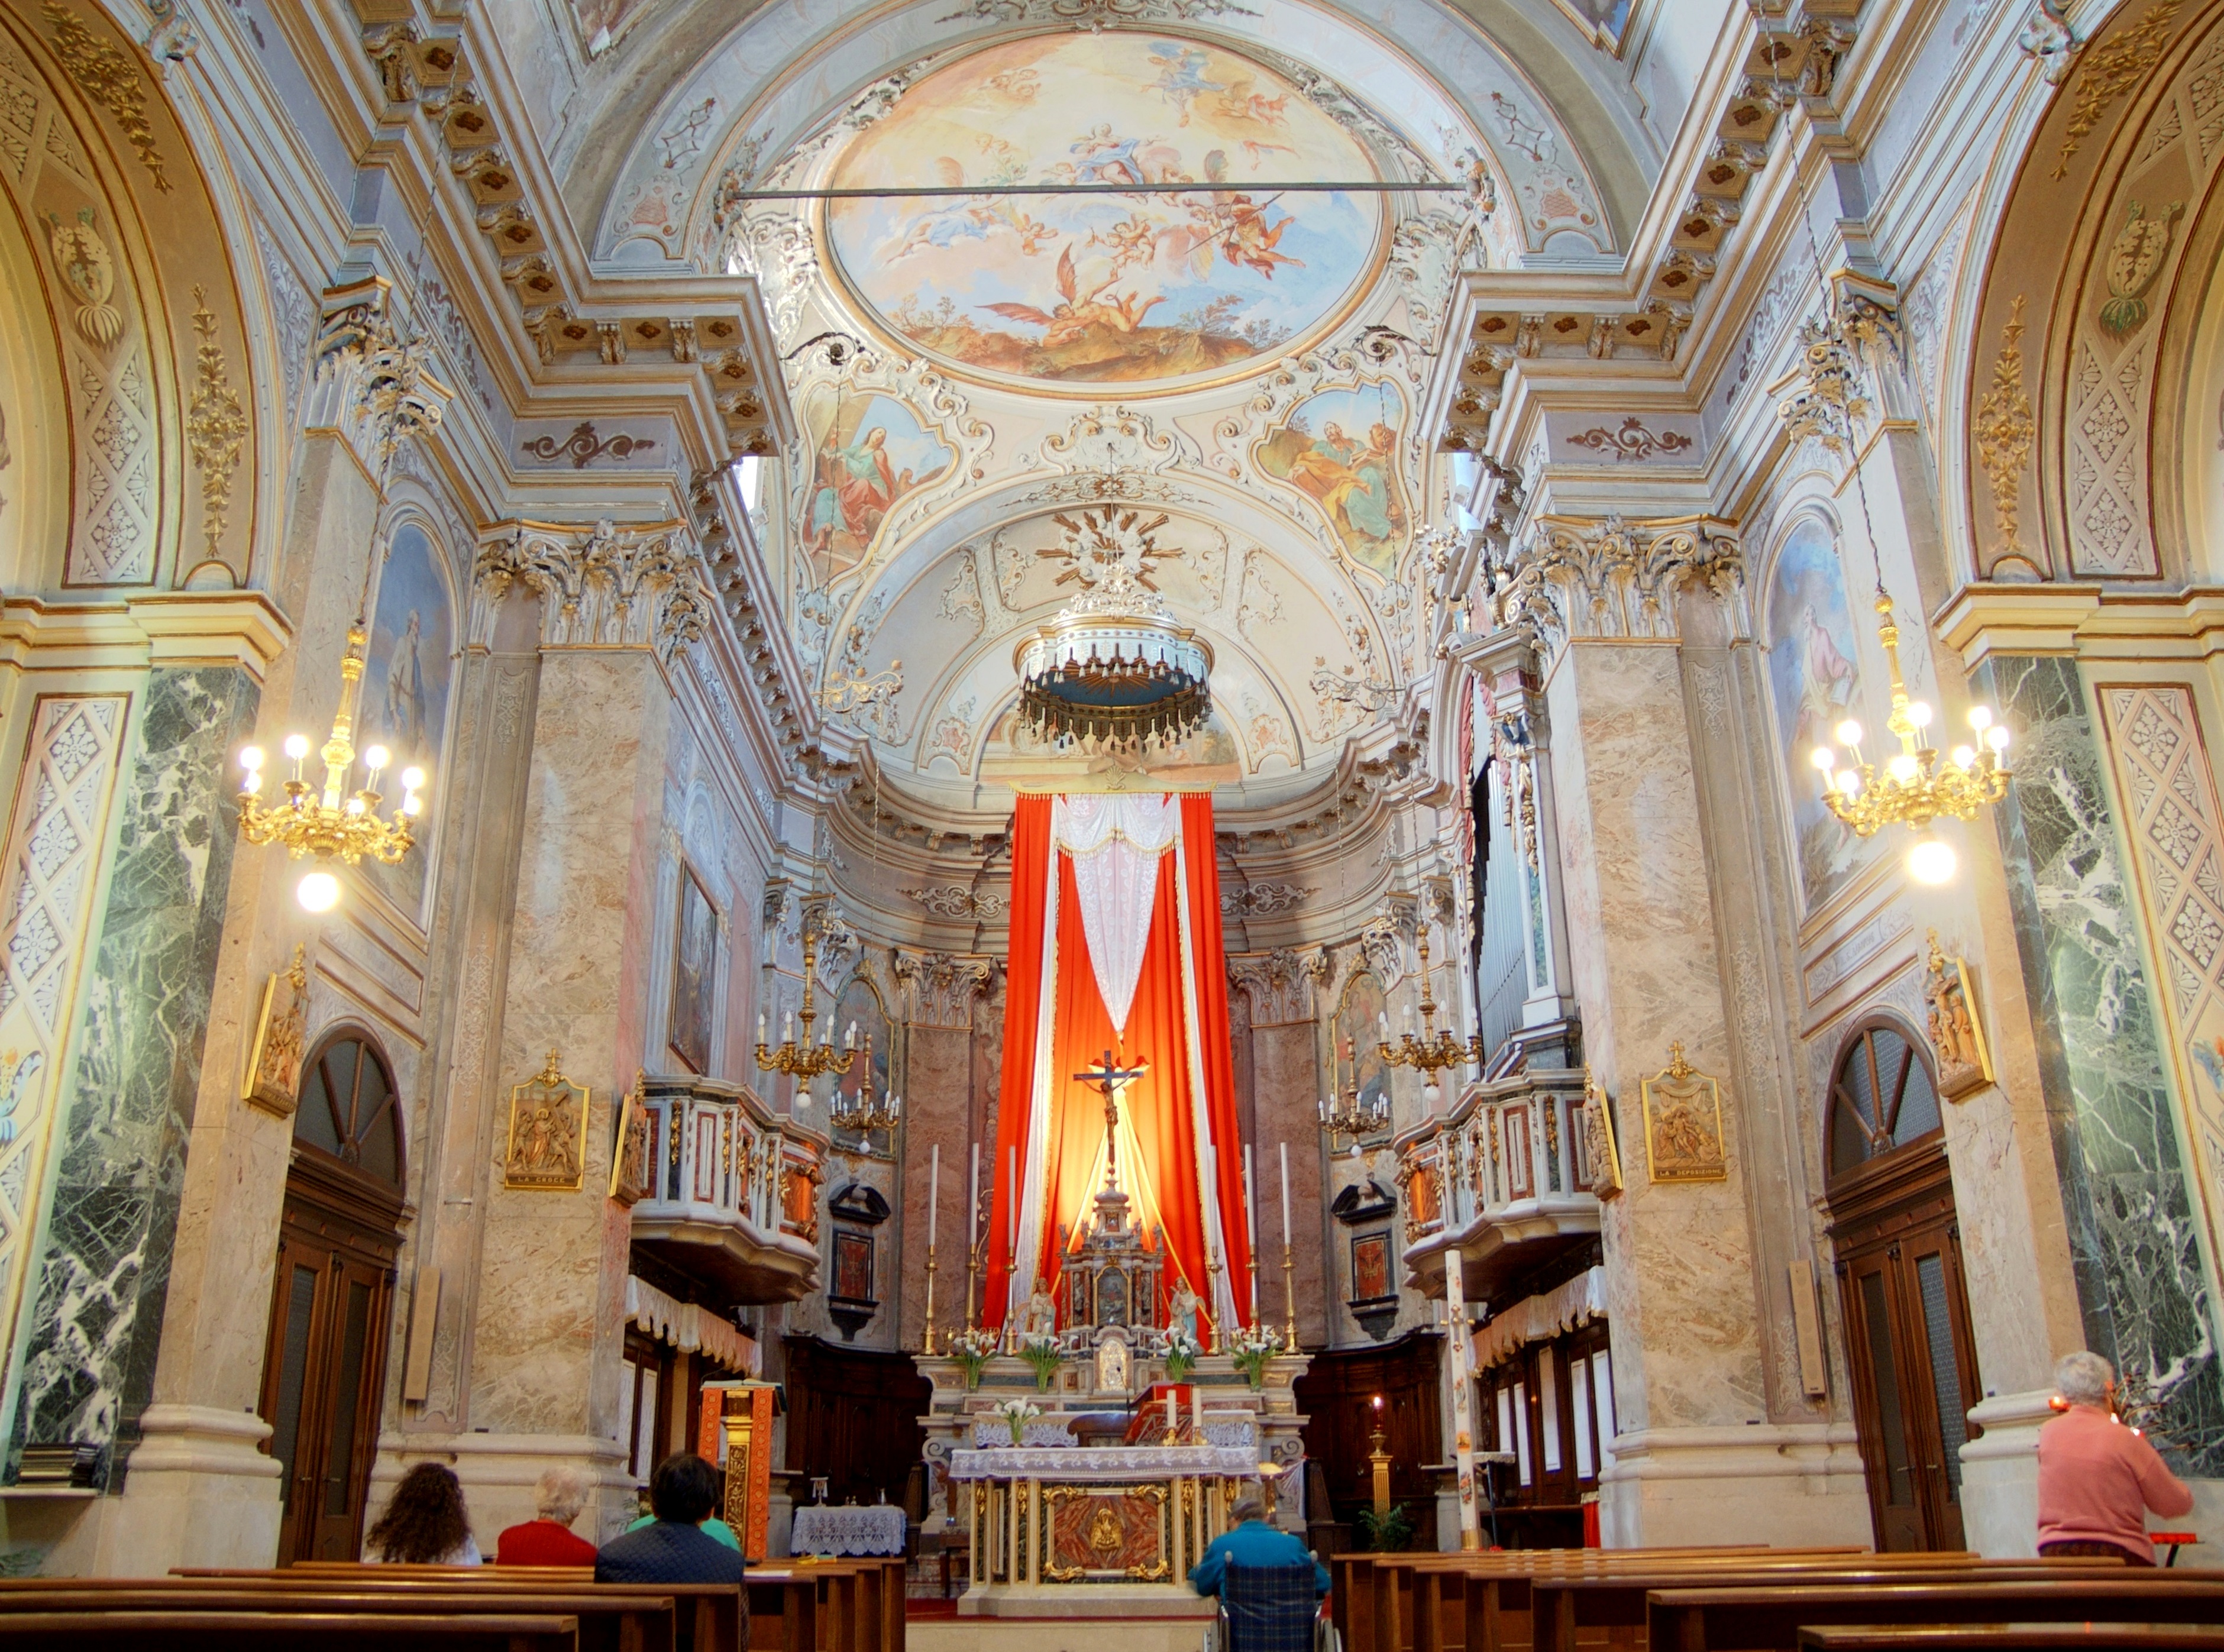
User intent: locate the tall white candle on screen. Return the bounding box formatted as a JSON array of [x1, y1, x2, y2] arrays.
[[1166, 1392, 1177, 1432], [969, 1143, 981, 1247], [929, 1143, 940, 1250], [1279, 1142, 1292, 1247], [1007, 1145, 1017, 1248]]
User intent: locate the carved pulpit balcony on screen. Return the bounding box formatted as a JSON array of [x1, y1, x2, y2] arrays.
[[628, 1073, 827, 1303], [1395, 1066, 1600, 1302]]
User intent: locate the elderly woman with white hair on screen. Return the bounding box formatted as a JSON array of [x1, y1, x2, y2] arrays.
[[494, 1464, 600, 1567], [2036, 1350, 2193, 1564]]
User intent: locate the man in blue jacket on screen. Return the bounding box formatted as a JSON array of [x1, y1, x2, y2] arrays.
[[1188, 1493, 1331, 1598]]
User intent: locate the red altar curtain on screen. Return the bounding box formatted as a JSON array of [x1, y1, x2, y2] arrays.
[[1181, 791, 1252, 1312], [984, 795, 1052, 1326], [984, 793, 1252, 1330]]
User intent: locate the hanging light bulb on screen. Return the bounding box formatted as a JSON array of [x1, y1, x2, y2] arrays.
[[296, 871, 342, 913], [1906, 836, 1958, 886]]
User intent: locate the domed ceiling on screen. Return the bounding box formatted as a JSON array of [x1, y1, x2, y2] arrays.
[[586, 0, 1628, 822]]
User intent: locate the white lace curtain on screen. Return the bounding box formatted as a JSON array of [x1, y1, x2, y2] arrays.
[[1051, 794, 1176, 1037]]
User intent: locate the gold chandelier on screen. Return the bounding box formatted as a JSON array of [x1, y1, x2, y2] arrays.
[[828, 1032, 902, 1133], [757, 930, 860, 1082], [236, 314, 445, 913], [1378, 928, 1482, 1089], [1811, 592, 2011, 886], [237, 632, 425, 913]]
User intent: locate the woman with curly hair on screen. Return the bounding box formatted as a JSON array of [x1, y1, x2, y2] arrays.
[[364, 1462, 482, 1564]]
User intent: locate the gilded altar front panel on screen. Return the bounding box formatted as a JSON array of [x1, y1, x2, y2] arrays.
[[1042, 1483, 1173, 1582]]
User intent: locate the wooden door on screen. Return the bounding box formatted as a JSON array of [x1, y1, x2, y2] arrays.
[[1823, 1022, 1980, 1554], [258, 1033, 406, 1564], [1835, 1203, 1979, 1552], [782, 1335, 932, 1507], [261, 1201, 395, 1562]]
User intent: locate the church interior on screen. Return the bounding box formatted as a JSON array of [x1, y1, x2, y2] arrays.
[[9, 0, 2224, 1641]]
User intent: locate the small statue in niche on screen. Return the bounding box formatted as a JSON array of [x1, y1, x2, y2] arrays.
[[1023, 1282, 1058, 1336], [1095, 1331, 1130, 1394]]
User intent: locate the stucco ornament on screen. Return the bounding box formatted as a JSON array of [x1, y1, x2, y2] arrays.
[[2099, 199, 2184, 338], [44, 209, 120, 347]]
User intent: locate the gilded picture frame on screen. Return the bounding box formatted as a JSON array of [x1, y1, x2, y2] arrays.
[[1582, 1065, 1624, 1200], [241, 944, 311, 1118], [1925, 929, 1995, 1101], [609, 1072, 652, 1205], [504, 1049, 590, 1192], [1640, 1043, 1728, 1184]]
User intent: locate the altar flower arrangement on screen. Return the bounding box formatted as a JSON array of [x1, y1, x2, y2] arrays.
[[1017, 1329, 1063, 1391], [990, 1398, 1041, 1445], [1160, 1323, 1199, 1383], [1230, 1323, 1283, 1389], [952, 1327, 998, 1391]]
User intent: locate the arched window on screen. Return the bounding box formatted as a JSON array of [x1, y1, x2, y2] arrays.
[[1827, 1021, 1943, 1181], [294, 1032, 403, 1187]]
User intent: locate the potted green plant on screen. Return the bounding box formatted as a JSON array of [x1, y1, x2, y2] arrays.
[[1160, 1322, 1200, 1383], [951, 1326, 998, 1391], [1017, 1330, 1063, 1391], [1229, 1323, 1282, 1389]]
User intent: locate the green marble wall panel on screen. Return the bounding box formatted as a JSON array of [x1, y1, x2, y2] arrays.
[[1978, 655, 2224, 1471], [8, 666, 259, 1488]]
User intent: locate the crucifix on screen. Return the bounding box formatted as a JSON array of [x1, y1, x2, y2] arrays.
[[1074, 1048, 1148, 1195]]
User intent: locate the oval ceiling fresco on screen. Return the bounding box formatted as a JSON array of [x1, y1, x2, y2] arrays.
[[823, 33, 1386, 392]]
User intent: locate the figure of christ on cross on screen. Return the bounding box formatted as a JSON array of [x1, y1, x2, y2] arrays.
[[1075, 1047, 1149, 1197]]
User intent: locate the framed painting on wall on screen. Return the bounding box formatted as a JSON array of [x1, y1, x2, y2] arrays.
[[832, 1230, 875, 1304], [1351, 1231, 1392, 1302], [670, 865, 717, 1074]]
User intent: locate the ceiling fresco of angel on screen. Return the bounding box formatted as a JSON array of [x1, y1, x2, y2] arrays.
[[824, 33, 1383, 389]]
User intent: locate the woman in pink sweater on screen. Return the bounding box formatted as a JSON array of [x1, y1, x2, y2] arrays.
[[2036, 1350, 2194, 1564]]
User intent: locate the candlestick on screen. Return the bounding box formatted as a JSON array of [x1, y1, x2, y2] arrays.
[[1004, 1144, 1019, 1353], [923, 1144, 940, 1355], [965, 1140, 982, 1331], [1281, 1240, 1298, 1350], [1205, 1244, 1226, 1354]]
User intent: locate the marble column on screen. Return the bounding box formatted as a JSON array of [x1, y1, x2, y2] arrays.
[[1976, 656, 2224, 1472], [894, 951, 991, 1353], [435, 519, 709, 1544], [1514, 514, 1867, 1545], [1228, 951, 1330, 1348], [10, 663, 261, 1492]]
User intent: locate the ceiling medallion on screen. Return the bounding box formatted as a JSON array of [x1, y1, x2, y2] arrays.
[[1015, 505, 1211, 749]]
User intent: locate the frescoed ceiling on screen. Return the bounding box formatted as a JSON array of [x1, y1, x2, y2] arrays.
[[576, 0, 1635, 821]]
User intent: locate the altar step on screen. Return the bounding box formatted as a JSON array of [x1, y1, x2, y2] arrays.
[[908, 1614, 1210, 1652]]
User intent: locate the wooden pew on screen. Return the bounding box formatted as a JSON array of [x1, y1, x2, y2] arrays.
[[0, 1609, 578, 1651], [1532, 1565, 2178, 1652], [1800, 1629, 2224, 1652], [1648, 1579, 2224, 1652], [168, 1566, 748, 1652], [0, 1586, 675, 1652]]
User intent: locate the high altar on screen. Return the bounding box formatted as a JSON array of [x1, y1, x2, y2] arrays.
[[912, 789, 1311, 1618]]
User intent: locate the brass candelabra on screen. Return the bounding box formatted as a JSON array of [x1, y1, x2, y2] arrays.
[[236, 624, 426, 913], [1378, 929, 1483, 1079], [827, 1030, 901, 1132], [756, 931, 859, 1081]]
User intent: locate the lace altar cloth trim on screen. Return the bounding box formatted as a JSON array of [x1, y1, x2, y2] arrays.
[[948, 1443, 1259, 1479], [790, 1504, 907, 1556]]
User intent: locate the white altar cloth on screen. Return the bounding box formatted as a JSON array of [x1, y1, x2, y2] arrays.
[[790, 1503, 907, 1556], [948, 1443, 1259, 1479]]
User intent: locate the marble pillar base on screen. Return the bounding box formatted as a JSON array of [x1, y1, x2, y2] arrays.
[[31, 1405, 282, 1576], [1596, 1422, 1870, 1548], [370, 1431, 634, 1552], [1958, 1389, 2057, 1558]]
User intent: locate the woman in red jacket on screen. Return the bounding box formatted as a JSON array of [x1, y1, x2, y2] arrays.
[[496, 1465, 599, 1567]]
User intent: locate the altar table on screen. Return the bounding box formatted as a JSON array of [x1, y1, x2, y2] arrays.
[[948, 1442, 1256, 1615]]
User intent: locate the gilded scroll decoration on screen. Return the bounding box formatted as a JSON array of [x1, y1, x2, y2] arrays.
[[41, 4, 170, 191], [2051, 0, 2184, 179], [1973, 296, 2035, 561], [186, 286, 248, 560]]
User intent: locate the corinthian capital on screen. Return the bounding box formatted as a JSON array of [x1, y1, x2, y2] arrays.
[[893, 950, 994, 1030], [1496, 513, 1742, 655], [473, 518, 708, 661]]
